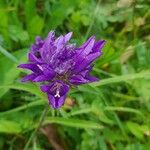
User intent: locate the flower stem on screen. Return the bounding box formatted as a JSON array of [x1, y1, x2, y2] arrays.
[[23, 105, 49, 150]]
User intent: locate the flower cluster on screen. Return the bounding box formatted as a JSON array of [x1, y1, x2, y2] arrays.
[[18, 31, 105, 109]]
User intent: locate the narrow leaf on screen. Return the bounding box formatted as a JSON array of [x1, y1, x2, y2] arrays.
[[0, 100, 45, 116], [104, 106, 143, 116], [90, 71, 150, 87], [0, 45, 18, 63], [44, 117, 104, 129], [0, 83, 45, 99]]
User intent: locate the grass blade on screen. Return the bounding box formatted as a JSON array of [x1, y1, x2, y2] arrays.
[[0, 83, 45, 99], [104, 106, 143, 116], [0, 100, 45, 116], [67, 108, 92, 117], [44, 117, 104, 129], [90, 71, 150, 87], [0, 45, 18, 63]]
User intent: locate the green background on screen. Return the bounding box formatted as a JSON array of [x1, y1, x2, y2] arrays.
[[0, 0, 150, 149]]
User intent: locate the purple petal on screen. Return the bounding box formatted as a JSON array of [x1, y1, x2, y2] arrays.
[[66, 43, 76, 50], [73, 51, 101, 74], [18, 63, 42, 73], [41, 31, 55, 60], [30, 44, 37, 52], [21, 73, 37, 82], [48, 94, 67, 109], [86, 75, 99, 82], [40, 85, 51, 92], [43, 70, 56, 79], [28, 53, 42, 63], [64, 32, 72, 43], [92, 40, 106, 53], [33, 66, 55, 82], [35, 36, 43, 45], [70, 75, 89, 85], [70, 72, 98, 85], [54, 35, 66, 53], [41, 81, 69, 109], [78, 36, 95, 55], [70, 65, 99, 85], [33, 75, 49, 82], [30, 36, 43, 53]]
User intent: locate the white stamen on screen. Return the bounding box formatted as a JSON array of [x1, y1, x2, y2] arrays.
[[54, 90, 60, 98], [37, 64, 43, 71]]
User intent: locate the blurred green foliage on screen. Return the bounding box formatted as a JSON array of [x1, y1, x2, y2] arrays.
[[0, 0, 150, 149]]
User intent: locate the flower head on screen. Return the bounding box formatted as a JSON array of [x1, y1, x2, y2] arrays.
[[18, 31, 105, 109]]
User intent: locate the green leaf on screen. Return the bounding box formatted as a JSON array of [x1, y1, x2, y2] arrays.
[[9, 25, 29, 43], [126, 121, 144, 139], [95, 111, 114, 125], [133, 79, 150, 101], [104, 106, 142, 116], [47, 0, 77, 29], [28, 15, 44, 39], [67, 108, 92, 117], [0, 120, 22, 134], [0, 48, 28, 98], [90, 71, 150, 87], [96, 41, 116, 66], [45, 117, 104, 129], [92, 101, 114, 125], [0, 45, 18, 63], [0, 9, 9, 42], [0, 100, 45, 116], [24, 0, 36, 23], [0, 83, 45, 99], [99, 137, 107, 150]]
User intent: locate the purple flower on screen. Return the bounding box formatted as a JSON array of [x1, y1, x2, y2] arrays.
[[18, 31, 105, 109]]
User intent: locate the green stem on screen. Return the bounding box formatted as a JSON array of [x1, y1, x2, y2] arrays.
[[23, 105, 49, 150]]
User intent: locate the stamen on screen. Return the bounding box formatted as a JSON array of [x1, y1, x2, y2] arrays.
[[54, 90, 60, 98], [51, 82, 62, 91]]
